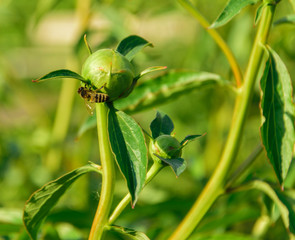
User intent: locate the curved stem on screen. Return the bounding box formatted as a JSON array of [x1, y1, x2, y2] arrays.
[[89, 103, 115, 240], [178, 0, 243, 87], [108, 162, 164, 225], [169, 3, 276, 240]]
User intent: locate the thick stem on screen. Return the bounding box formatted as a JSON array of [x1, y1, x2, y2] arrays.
[[89, 103, 115, 240], [178, 0, 243, 87], [169, 4, 276, 240], [108, 162, 164, 225]]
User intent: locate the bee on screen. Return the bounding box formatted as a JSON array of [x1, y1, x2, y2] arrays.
[[78, 86, 109, 114]]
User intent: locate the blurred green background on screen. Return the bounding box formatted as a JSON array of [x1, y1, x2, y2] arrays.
[[1, 0, 295, 239]]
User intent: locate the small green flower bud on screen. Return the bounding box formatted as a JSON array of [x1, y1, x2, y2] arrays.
[[149, 135, 182, 163], [81, 49, 135, 101]]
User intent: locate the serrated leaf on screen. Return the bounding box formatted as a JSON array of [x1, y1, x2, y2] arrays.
[[114, 71, 227, 114], [180, 134, 203, 146], [260, 47, 295, 186], [274, 14, 295, 25], [116, 35, 153, 61], [210, 0, 259, 29], [107, 105, 148, 206], [109, 225, 150, 240], [150, 111, 174, 139], [238, 180, 295, 235], [33, 69, 89, 84], [154, 154, 186, 177], [23, 163, 101, 240]]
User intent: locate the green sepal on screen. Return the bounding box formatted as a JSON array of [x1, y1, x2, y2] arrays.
[[136, 66, 167, 80], [84, 34, 93, 55], [150, 111, 174, 139], [180, 134, 203, 147], [116, 35, 153, 61], [23, 163, 101, 240], [154, 154, 187, 177], [33, 69, 89, 85]]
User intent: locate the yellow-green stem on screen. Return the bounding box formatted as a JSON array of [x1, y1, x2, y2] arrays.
[[169, 3, 276, 240], [178, 0, 243, 87], [89, 103, 115, 240], [108, 162, 164, 225]]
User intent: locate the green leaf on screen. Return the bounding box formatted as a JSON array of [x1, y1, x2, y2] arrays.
[[237, 180, 295, 235], [116, 35, 153, 61], [180, 134, 203, 146], [23, 163, 101, 240], [33, 69, 89, 84], [114, 71, 227, 114], [107, 105, 148, 205], [150, 111, 174, 139], [274, 14, 295, 25], [108, 225, 150, 240], [210, 0, 259, 28], [260, 47, 295, 185], [154, 154, 186, 177]]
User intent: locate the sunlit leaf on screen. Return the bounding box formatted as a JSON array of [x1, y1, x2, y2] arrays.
[[33, 69, 89, 84], [108, 225, 150, 240], [274, 14, 295, 25], [260, 47, 295, 185], [210, 0, 259, 28], [150, 111, 174, 139], [115, 71, 227, 114], [23, 163, 101, 240], [108, 105, 148, 206], [116, 35, 153, 61]]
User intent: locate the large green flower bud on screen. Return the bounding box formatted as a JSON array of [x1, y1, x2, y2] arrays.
[[149, 135, 182, 164], [81, 49, 135, 101]]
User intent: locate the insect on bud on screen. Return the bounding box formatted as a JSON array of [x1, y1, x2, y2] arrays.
[[81, 49, 135, 101], [149, 135, 182, 163]]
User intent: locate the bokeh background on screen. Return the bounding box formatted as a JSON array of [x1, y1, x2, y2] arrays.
[[1, 0, 295, 239]]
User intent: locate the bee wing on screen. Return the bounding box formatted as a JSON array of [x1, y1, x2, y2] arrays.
[[84, 100, 96, 115]]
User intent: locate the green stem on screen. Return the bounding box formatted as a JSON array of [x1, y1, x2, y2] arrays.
[[178, 0, 243, 87], [169, 3, 276, 240], [89, 103, 115, 240], [108, 162, 164, 225]]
